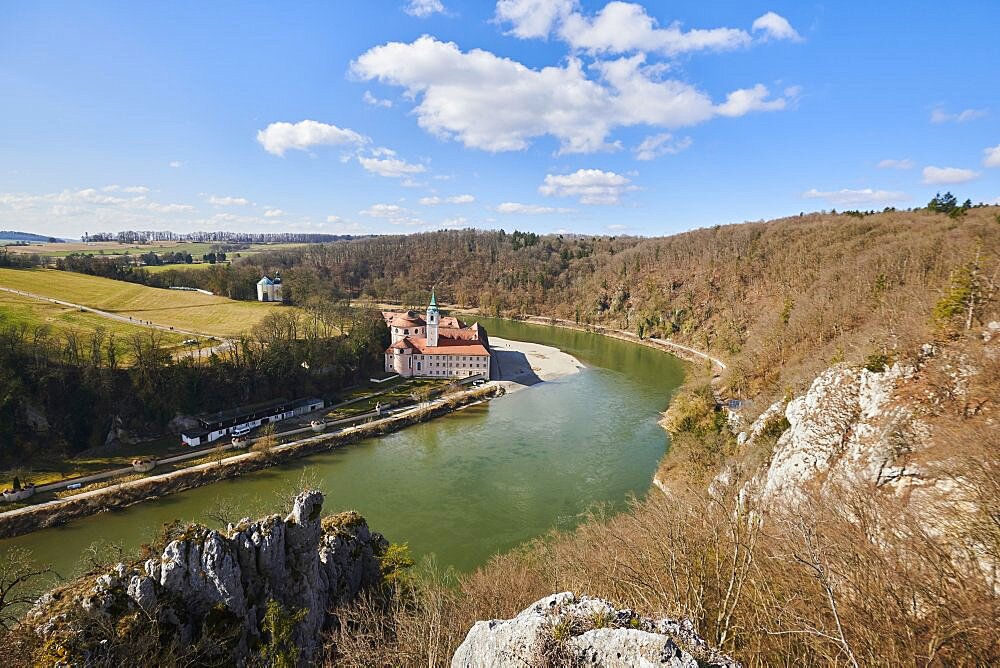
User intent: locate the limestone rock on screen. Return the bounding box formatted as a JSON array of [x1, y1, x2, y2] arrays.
[[759, 363, 924, 504], [28, 491, 386, 666], [451, 592, 739, 668]]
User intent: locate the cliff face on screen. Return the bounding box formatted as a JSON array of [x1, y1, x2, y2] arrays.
[[730, 331, 997, 520], [451, 592, 739, 668], [26, 491, 385, 665]]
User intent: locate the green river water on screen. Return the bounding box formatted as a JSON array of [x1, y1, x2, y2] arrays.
[[0, 317, 685, 580]]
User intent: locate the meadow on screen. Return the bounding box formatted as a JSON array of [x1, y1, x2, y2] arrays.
[[0, 291, 188, 349], [0, 267, 283, 338]]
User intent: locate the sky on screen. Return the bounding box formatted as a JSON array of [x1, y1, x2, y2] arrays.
[[1, 0, 999, 240]]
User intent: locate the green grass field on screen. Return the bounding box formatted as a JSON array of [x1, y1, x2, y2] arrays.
[[0, 291, 189, 349], [143, 261, 221, 273], [0, 267, 284, 337]]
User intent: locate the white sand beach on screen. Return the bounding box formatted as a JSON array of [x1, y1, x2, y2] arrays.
[[489, 336, 584, 394]]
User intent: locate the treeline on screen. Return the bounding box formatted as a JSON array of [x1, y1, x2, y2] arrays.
[[246, 207, 1000, 401], [52, 254, 266, 301], [0, 309, 388, 465]]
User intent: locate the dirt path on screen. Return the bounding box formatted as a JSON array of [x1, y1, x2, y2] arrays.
[[0, 285, 231, 357]]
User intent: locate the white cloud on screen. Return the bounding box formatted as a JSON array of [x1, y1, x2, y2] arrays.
[[264, 208, 285, 217], [607, 223, 627, 231], [405, 0, 445, 17], [102, 184, 150, 194], [169, 160, 184, 168], [496, 202, 573, 214], [876, 158, 914, 170], [496, 2, 800, 55], [352, 36, 790, 154], [539, 168, 637, 204], [0, 187, 198, 236], [358, 150, 427, 177], [207, 195, 251, 206], [363, 90, 393, 108], [495, 0, 576, 39], [716, 83, 787, 116], [256, 119, 368, 156], [930, 107, 988, 124], [559, 2, 751, 56], [326, 215, 343, 223], [921, 166, 979, 185], [802, 188, 907, 206], [419, 194, 475, 205], [751, 11, 802, 42], [360, 204, 405, 218], [634, 133, 691, 160], [983, 143, 1000, 168], [360, 203, 425, 226]]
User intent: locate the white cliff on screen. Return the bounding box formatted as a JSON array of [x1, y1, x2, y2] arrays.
[[27, 491, 385, 665], [451, 592, 740, 668]]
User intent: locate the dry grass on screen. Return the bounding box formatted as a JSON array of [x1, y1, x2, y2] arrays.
[[0, 267, 280, 337]]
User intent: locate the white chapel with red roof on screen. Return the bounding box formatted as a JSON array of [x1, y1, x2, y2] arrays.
[[382, 291, 491, 379]]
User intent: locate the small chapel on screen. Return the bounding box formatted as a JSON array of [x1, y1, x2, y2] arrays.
[[382, 291, 491, 379]]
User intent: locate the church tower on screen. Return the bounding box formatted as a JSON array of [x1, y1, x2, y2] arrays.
[[426, 289, 439, 348]]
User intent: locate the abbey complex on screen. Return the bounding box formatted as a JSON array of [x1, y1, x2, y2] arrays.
[[381, 292, 491, 379]]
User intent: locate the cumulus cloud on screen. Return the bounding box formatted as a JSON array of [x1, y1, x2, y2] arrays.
[[363, 90, 393, 108], [751, 11, 802, 41], [207, 195, 251, 206], [634, 133, 692, 160], [496, 202, 573, 214], [497, 2, 799, 55], [876, 158, 914, 170], [352, 36, 790, 153], [930, 107, 988, 124], [256, 120, 368, 156], [357, 148, 427, 178], [802, 188, 907, 206], [169, 160, 184, 168], [405, 0, 445, 17], [360, 203, 405, 217], [716, 83, 787, 116], [419, 194, 475, 205], [264, 208, 285, 217], [539, 168, 637, 204], [559, 2, 749, 56], [495, 0, 576, 39], [921, 166, 979, 184], [983, 143, 1000, 168]]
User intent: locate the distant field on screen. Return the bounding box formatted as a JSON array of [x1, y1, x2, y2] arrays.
[[5, 240, 308, 257], [144, 261, 220, 273], [0, 268, 284, 337], [0, 291, 188, 350]]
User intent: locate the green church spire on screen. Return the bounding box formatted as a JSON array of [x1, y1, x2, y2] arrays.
[[428, 288, 438, 310]]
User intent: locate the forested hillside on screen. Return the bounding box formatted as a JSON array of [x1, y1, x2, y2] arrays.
[[255, 207, 999, 401]]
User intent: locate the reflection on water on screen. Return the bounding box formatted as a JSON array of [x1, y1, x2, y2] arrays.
[[1, 317, 685, 579]]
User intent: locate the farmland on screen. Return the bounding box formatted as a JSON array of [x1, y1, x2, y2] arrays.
[[4, 240, 307, 258], [0, 267, 284, 337]]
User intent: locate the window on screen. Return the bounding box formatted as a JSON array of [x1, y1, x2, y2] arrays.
[[404, 329, 409, 335]]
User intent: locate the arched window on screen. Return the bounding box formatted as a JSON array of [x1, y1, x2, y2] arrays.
[[404, 329, 409, 335]]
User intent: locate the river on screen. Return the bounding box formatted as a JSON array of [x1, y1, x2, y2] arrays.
[[0, 317, 685, 580]]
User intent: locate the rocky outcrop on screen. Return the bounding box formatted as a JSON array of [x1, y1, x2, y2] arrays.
[[26, 491, 385, 665], [749, 362, 927, 504], [452, 592, 739, 668]]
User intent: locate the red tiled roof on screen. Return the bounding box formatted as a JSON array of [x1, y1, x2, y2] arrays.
[[405, 336, 489, 356], [390, 314, 426, 327]]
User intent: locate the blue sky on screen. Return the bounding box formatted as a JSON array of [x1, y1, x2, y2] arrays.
[[1, 0, 998, 239]]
